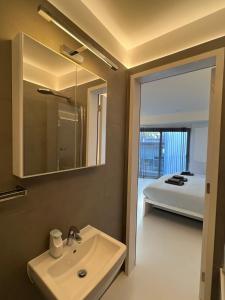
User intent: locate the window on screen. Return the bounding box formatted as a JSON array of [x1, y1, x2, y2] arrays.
[[139, 128, 190, 178]]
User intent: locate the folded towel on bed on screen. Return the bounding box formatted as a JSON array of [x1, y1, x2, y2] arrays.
[[173, 175, 188, 182], [165, 178, 184, 186], [181, 171, 194, 176]]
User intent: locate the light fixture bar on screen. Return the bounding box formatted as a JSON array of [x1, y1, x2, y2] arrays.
[[38, 6, 119, 71]]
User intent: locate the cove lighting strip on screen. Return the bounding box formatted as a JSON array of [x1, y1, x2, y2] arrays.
[[38, 6, 119, 71]]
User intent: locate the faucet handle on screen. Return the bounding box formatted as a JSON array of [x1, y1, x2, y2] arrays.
[[67, 225, 81, 246], [68, 225, 79, 235]]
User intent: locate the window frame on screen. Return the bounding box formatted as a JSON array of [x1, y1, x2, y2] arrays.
[[139, 127, 191, 178]]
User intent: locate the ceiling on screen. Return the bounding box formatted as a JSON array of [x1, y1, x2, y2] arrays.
[[81, 0, 225, 49], [48, 0, 225, 67], [141, 68, 211, 117]]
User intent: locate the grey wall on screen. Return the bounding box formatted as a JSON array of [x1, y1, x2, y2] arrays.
[[0, 0, 127, 299]]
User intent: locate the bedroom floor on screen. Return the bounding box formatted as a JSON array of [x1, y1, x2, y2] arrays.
[[102, 179, 203, 300]]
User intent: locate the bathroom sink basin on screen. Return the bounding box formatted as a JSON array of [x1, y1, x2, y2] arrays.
[[27, 225, 126, 300]]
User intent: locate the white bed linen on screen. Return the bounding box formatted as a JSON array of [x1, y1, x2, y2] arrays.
[[143, 174, 205, 218]]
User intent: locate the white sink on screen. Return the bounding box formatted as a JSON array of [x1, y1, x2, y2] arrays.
[[27, 225, 126, 300]]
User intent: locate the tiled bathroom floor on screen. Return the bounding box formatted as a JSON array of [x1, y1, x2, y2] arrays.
[[102, 179, 202, 300]]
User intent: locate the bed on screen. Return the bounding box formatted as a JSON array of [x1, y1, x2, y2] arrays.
[[143, 174, 205, 220]]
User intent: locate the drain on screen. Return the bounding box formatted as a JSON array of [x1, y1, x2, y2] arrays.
[[77, 269, 87, 278]]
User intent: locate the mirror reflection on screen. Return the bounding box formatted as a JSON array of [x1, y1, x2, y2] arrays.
[[21, 34, 107, 177]]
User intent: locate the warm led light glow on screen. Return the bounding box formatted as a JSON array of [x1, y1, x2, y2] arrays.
[[81, 0, 225, 49], [37, 6, 118, 71], [47, 0, 225, 68]]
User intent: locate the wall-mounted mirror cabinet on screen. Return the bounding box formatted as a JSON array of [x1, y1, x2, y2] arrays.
[[12, 33, 107, 178]]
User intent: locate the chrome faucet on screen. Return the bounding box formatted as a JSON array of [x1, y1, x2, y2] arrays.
[[67, 226, 82, 246]]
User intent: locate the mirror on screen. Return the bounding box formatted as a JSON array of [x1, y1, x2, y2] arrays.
[[12, 33, 107, 178]]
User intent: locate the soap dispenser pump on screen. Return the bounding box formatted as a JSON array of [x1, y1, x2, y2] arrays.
[[49, 229, 63, 259]]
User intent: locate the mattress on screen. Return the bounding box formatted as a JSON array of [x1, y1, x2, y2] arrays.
[[143, 174, 205, 218]]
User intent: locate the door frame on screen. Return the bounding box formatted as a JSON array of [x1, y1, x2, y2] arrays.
[[125, 48, 225, 300]]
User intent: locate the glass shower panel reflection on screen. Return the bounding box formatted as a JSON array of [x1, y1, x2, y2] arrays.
[[57, 103, 85, 170], [23, 81, 79, 175]]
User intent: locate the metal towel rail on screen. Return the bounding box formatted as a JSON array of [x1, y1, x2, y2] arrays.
[[0, 185, 27, 203]]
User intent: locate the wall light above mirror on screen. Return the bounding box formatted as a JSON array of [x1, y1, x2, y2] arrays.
[[12, 33, 107, 178]]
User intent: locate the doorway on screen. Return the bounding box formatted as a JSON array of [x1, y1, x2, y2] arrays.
[[126, 49, 225, 300]]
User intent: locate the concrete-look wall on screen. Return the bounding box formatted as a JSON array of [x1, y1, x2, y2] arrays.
[[0, 1, 127, 299]]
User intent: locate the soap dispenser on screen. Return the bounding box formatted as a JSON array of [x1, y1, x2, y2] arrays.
[[49, 229, 63, 259]]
